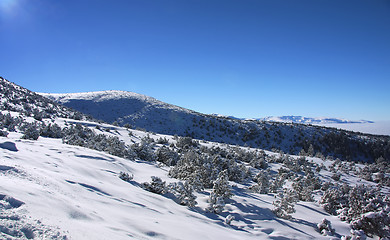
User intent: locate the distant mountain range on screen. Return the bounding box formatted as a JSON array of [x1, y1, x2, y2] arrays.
[[211, 114, 375, 124], [258, 116, 374, 124]]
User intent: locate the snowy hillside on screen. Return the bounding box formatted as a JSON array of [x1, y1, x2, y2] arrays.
[[41, 90, 390, 163], [1, 114, 389, 239], [0, 77, 89, 121], [1, 77, 390, 239]]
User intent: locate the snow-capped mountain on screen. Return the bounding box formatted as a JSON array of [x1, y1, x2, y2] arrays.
[[260, 116, 374, 124], [1, 76, 389, 239], [40, 90, 194, 125]]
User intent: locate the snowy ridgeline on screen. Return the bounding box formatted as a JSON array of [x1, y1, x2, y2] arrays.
[[1, 111, 389, 240]]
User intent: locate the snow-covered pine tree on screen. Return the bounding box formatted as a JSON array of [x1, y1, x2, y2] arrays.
[[207, 170, 232, 214], [272, 188, 298, 219], [250, 170, 270, 194]]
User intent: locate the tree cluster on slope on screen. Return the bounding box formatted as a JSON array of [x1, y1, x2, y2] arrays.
[[320, 184, 390, 238]]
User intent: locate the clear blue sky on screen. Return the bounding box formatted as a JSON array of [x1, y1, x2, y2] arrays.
[[1, 0, 390, 121]]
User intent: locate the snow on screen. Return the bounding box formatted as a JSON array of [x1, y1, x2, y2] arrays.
[[0, 122, 359, 240]]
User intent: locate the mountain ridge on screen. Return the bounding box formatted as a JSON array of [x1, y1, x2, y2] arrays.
[[41, 89, 390, 163]]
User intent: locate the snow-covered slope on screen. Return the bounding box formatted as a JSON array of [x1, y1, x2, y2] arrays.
[[0, 120, 363, 240]]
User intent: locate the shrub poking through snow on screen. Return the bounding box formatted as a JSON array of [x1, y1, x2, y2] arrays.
[[317, 218, 335, 236], [225, 214, 235, 225], [119, 172, 133, 182], [142, 176, 167, 194]]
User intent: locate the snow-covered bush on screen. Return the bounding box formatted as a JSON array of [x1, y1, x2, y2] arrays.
[[33, 109, 43, 121], [156, 146, 179, 166], [0, 113, 20, 132], [119, 172, 133, 182], [21, 124, 40, 140], [249, 155, 268, 169], [62, 124, 95, 146], [142, 176, 167, 194], [131, 139, 155, 161], [63, 124, 134, 159], [351, 210, 390, 238], [320, 184, 350, 215], [269, 171, 288, 193], [342, 229, 367, 240], [292, 176, 314, 202], [169, 150, 214, 189], [168, 181, 197, 207], [156, 137, 169, 144], [176, 136, 198, 149], [272, 189, 298, 219], [39, 123, 63, 138], [317, 218, 335, 236], [331, 173, 341, 181], [0, 129, 8, 137]]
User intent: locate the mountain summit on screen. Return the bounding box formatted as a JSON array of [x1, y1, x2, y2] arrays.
[[40, 90, 194, 129]]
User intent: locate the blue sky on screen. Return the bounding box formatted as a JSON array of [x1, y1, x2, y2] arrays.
[[1, 0, 390, 121]]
